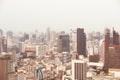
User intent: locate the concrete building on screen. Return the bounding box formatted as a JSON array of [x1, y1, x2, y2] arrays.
[[70, 29, 77, 52], [108, 45, 120, 69], [62, 52, 71, 64], [0, 53, 13, 80], [0, 37, 7, 53], [72, 60, 87, 80], [103, 29, 110, 73], [77, 28, 86, 57], [89, 54, 100, 62], [57, 34, 70, 53]]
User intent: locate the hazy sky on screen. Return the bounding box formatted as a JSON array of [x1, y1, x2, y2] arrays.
[[0, 0, 120, 33]]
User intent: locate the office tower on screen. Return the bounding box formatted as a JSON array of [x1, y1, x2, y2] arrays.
[[57, 34, 70, 53], [103, 28, 120, 73], [50, 31, 56, 43], [77, 28, 86, 56], [103, 29, 110, 73], [0, 37, 7, 53], [99, 39, 105, 61], [46, 27, 50, 42], [113, 28, 119, 45], [72, 60, 87, 80]]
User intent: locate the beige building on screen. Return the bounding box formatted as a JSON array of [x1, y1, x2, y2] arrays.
[[72, 60, 87, 80]]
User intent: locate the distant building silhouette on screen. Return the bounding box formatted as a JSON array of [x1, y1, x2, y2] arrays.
[[57, 34, 70, 53], [7, 31, 13, 39], [0, 29, 3, 38], [0, 37, 7, 53]]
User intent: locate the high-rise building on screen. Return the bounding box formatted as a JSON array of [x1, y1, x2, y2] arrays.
[[0, 37, 7, 53], [50, 31, 56, 42], [113, 28, 119, 45], [46, 27, 50, 42], [103, 29, 110, 73], [0, 54, 12, 80], [103, 28, 120, 73], [57, 34, 70, 53], [72, 60, 87, 80], [77, 28, 86, 56], [71, 29, 77, 52]]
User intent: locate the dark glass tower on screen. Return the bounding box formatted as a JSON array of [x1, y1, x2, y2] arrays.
[[77, 28, 86, 57]]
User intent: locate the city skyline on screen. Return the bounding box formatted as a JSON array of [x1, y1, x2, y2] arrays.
[[1, 0, 120, 80], [0, 0, 120, 32]]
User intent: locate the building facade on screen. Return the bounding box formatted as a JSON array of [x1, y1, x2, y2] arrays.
[[57, 34, 70, 53], [72, 60, 87, 80], [77, 28, 86, 56]]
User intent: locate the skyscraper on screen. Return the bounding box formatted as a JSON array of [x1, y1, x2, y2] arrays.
[[57, 34, 70, 53], [72, 60, 87, 80], [103, 29, 110, 73], [113, 28, 119, 45], [0, 37, 7, 53], [46, 27, 50, 42], [77, 28, 86, 56], [0, 54, 12, 80], [103, 28, 120, 73]]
